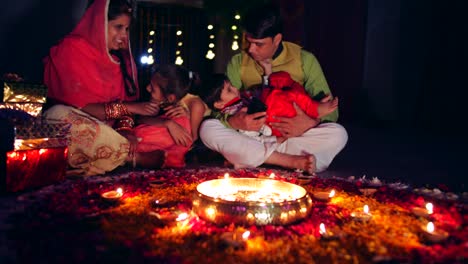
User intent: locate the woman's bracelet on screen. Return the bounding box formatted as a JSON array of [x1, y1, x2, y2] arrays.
[[115, 115, 135, 131], [105, 102, 131, 120]]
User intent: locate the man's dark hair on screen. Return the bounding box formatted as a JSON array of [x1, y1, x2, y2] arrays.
[[199, 74, 229, 110], [242, 4, 283, 39]]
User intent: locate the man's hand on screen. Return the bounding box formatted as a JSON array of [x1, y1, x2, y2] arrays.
[[228, 107, 266, 131], [269, 103, 320, 138]]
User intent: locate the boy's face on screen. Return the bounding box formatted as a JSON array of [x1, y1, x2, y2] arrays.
[[214, 80, 240, 109]]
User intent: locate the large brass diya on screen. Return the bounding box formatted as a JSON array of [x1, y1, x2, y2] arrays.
[[192, 178, 313, 225]]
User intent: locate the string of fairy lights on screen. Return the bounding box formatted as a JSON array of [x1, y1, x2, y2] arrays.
[[205, 24, 215, 60], [231, 13, 241, 51], [140, 12, 242, 65]]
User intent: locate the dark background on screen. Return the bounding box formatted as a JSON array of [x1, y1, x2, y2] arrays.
[[0, 0, 466, 190]]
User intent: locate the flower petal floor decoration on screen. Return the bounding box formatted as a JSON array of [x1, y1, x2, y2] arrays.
[[1, 167, 467, 263]]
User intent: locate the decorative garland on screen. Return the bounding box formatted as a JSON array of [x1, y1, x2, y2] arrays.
[[5, 167, 467, 263]]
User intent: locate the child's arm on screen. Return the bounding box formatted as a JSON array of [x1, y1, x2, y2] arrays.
[[138, 116, 192, 147]]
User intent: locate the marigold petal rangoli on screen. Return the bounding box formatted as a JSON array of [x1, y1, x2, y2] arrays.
[[5, 167, 467, 263]]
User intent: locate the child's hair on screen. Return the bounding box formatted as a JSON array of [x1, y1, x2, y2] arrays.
[[199, 73, 229, 110], [150, 64, 198, 102]]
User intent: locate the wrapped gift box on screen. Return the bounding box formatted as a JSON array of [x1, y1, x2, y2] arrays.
[[3, 81, 47, 103]]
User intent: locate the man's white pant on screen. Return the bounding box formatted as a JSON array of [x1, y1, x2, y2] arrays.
[[199, 119, 348, 172]]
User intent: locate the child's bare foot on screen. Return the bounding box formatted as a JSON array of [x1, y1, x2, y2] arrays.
[[291, 154, 316, 175]]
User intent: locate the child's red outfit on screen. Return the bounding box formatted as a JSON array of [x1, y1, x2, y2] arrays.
[[261, 71, 321, 136]]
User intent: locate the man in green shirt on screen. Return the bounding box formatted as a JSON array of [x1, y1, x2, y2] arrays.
[[199, 4, 347, 173]]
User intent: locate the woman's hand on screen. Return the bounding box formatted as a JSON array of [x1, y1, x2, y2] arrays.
[[227, 107, 266, 132], [165, 120, 192, 147], [269, 103, 320, 138], [164, 104, 189, 119], [126, 102, 160, 116], [119, 130, 140, 158]]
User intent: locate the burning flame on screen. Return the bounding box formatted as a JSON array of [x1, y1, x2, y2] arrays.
[[176, 212, 189, 221], [426, 203, 434, 214], [242, 231, 250, 240], [319, 223, 326, 235], [116, 188, 123, 195], [427, 222, 435, 233], [269, 173, 276, 179], [224, 173, 229, 179], [363, 205, 370, 214], [205, 207, 216, 218], [329, 190, 335, 198]]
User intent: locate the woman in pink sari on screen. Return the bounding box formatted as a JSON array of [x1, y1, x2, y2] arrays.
[[43, 0, 172, 176]]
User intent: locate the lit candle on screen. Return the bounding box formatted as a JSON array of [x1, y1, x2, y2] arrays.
[[351, 204, 372, 221], [364, 205, 369, 213], [319, 223, 341, 240], [149, 178, 166, 187], [152, 198, 168, 207], [176, 212, 189, 221], [423, 222, 448, 243], [221, 173, 238, 195], [412, 202, 434, 218], [154, 209, 183, 222], [217, 172, 230, 179], [242, 230, 250, 240], [314, 189, 335, 202], [426, 203, 434, 214], [221, 230, 250, 248], [359, 188, 377, 196], [101, 187, 123, 201], [296, 175, 313, 185], [319, 223, 327, 235]]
